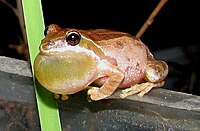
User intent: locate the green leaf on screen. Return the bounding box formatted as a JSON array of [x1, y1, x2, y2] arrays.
[[22, 0, 62, 131]]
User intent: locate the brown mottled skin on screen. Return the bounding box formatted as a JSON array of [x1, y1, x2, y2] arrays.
[[77, 29, 149, 88]]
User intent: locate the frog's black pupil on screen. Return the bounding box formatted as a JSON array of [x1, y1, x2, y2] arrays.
[[67, 32, 80, 46]]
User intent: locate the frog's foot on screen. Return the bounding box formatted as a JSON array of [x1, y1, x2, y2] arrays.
[[53, 93, 69, 100], [120, 81, 165, 98], [87, 87, 110, 101]]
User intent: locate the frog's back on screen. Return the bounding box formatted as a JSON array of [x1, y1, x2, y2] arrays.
[[81, 29, 149, 88], [79, 29, 132, 42]]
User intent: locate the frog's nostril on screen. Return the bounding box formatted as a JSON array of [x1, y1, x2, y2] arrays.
[[47, 41, 55, 47]]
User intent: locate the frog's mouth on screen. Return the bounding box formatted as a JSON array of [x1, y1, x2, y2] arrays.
[[40, 41, 100, 61], [40, 39, 67, 54]]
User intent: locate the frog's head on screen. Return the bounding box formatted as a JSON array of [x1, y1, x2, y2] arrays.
[[40, 24, 104, 57], [34, 24, 104, 95]]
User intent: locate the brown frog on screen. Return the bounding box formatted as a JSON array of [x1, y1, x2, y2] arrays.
[[34, 24, 168, 101]]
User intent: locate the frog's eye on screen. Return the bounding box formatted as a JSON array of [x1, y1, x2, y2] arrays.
[[66, 31, 81, 46]]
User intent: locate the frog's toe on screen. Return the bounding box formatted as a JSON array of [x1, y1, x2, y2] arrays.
[[136, 82, 165, 97], [87, 87, 101, 101], [54, 93, 60, 99], [53, 93, 69, 100], [61, 94, 69, 100], [137, 85, 153, 97], [120, 84, 141, 98]]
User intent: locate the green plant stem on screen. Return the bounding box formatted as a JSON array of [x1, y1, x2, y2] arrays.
[[22, 0, 62, 130]]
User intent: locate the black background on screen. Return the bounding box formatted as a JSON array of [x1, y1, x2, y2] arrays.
[[0, 0, 200, 95], [0, 0, 199, 56], [41, 0, 200, 51]]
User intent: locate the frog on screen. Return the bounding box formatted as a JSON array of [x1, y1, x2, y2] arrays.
[[34, 24, 168, 101]]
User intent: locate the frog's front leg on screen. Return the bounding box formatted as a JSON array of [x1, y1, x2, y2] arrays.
[[120, 60, 168, 98], [88, 60, 124, 101]]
